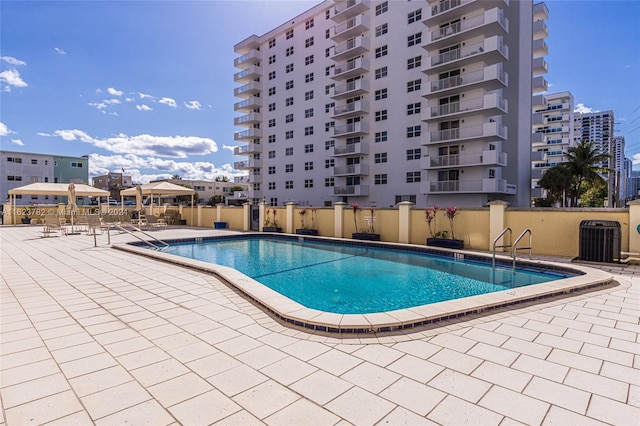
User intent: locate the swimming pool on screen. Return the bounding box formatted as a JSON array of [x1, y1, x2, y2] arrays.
[[163, 238, 569, 314], [118, 234, 613, 333]]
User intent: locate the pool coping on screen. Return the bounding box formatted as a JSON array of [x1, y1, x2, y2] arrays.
[[113, 233, 614, 333]]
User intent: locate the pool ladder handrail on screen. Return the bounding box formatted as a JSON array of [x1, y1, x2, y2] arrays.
[[492, 227, 512, 269], [512, 229, 532, 272], [108, 223, 170, 250]]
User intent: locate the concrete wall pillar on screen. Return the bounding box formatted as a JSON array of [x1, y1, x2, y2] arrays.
[[216, 204, 224, 222], [259, 202, 266, 232], [398, 201, 413, 244], [197, 205, 203, 227], [242, 203, 250, 231], [334, 202, 346, 238], [178, 204, 184, 221], [488, 200, 509, 251], [628, 200, 640, 254], [285, 202, 297, 234]]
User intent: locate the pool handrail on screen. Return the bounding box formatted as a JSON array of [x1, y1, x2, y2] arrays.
[[492, 227, 512, 269], [512, 229, 533, 272]]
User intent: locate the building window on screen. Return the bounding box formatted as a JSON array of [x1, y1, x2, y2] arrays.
[[285, 164, 293, 172], [407, 102, 421, 115], [374, 174, 388, 184], [305, 55, 314, 65], [286, 63, 294, 73], [375, 23, 388, 37], [325, 84, 334, 94], [375, 131, 388, 143], [305, 127, 314, 136], [286, 29, 294, 39], [375, 1, 388, 16], [268, 150, 276, 159], [375, 110, 388, 121], [286, 46, 294, 56], [268, 118, 276, 127], [407, 79, 421, 92], [326, 29, 330, 39], [407, 32, 422, 47], [407, 55, 422, 69], [375, 45, 388, 58], [375, 88, 388, 101], [305, 161, 313, 171], [286, 131, 294, 139], [395, 195, 417, 204], [305, 18, 314, 29], [285, 114, 294, 123], [286, 97, 294, 107], [285, 180, 294, 189], [285, 80, 294, 90], [253, 169, 260, 176], [268, 102, 276, 112], [268, 166, 276, 174], [268, 87, 276, 96], [325, 47, 331, 57], [70, 162, 83, 168], [325, 177, 335, 187], [268, 71, 276, 80], [325, 10, 330, 19], [269, 38, 276, 48], [407, 148, 421, 160], [374, 153, 388, 163], [305, 37, 314, 48], [325, 159, 335, 168], [304, 179, 314, 188], [31, 159, 38, 164], [325, 121, 335, 131], [268, 134, 276, 143], [304, 143, 314, 153], [325, 140, 335, 150], [268, 182, 276, 190], [406, 171, 421, 183], [305, 108, 314, 118], [325, 103, 335, 113], [305, 73, 314, 83], [7, 175, 23, 181], [285, 147, 294, 156], [269, 198, 278, 206], [407, 125, 422, 137], [304, 91, 314, 101], [375, 66, 388, 79], [268, 55, 276, 64], [408, 9, 422, 24]]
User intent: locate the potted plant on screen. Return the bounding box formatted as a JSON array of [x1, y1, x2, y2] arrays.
[[263, 208, 282, 232], [426, 205, 464, 249], [352, 205, 381, 241], [214, 221, 227, 229], [21, 206, 32, 224], [296, 207, 318, 235]]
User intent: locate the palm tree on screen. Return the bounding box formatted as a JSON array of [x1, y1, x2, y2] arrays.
[[564, 140, 610, 206], [538, 164, 572, 205]]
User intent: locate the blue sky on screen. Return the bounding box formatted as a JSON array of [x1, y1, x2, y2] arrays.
[[1, 0, 639, 184]]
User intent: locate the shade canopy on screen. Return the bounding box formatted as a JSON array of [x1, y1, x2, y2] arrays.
[[8, 182, 109, 197], [120, 181, 195, 197]]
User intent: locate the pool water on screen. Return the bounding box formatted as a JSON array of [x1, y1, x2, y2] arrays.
[[164, 238, 570, 314]]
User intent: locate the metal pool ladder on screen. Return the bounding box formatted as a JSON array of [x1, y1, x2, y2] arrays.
[[492, 228, 533, 272]]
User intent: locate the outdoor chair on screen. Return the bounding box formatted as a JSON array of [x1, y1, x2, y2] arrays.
[[42, 214, 66, 237], [86, 215, 108, 235], [144, 215, 168, 231]]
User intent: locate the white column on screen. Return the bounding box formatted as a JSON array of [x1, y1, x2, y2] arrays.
[[398, 201, 413, 244], [285, 202, 297, 234], [488, 200, 509, 251], [334, 202, 346, 238]]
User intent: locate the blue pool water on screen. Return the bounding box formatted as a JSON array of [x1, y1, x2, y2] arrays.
[[162, 237, 572, 314]]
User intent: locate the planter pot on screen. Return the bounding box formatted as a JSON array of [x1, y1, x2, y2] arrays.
[[427, 238, 464, 249], [263, 227, 282, 233], [296, 229, 318, 236], [213, 222, 227, 229], [352, 233, 381, 241], [21, 217, 31, 224]]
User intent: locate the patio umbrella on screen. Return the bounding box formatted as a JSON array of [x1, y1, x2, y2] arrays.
[[67, 183, 79, 231], [135, 184, 143, 225]]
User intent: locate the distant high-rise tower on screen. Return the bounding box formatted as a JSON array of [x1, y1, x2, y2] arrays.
[[577, 111, 614, 205]]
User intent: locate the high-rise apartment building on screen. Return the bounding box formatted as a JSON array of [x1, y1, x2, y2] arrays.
[[234, 0, 548, 208], [531, 91, 574, 200], [612, 135, 626, 206], [577, 110, 614, 205]]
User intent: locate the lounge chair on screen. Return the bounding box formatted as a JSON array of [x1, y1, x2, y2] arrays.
[[87, 215, 108, 235], [144, 215, 168, 231], [42, 215, 66, 237]]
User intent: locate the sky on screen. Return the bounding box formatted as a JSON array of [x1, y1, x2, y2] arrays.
[[1, 0, 639, 185]]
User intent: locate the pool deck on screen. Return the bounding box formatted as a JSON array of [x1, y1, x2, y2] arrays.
[[1, 225, 639, 425]]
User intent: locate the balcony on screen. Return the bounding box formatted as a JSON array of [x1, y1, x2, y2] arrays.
[[421, 150, 507, 169], [331, 15, 369, 43], [425, 94, 507, 120], [425, 122, 507, 144], [533, 20, 549, 39], [234, 35, 260, 55], [533, 57, 548, 75], [532, 75, 548, 93], [427, 36, 508, 72], [234, 112, 262, 126], [333, 185, 369, 197], [424, 0, 473, 24], [423, 179, 515, 194], [534, 2, 549, 21], [234, 66, 261, 84], [331, 142, 369, 156], [234, 49, 262, 69], [332, 57, 369, 80], [332, 0, 369, 22], [234, 81, 262, 98], [234, 128, 262, 142], [532, 94, 547, 110], [331, 37, 369, 62], [233, 142, 262, 155], [331, 122, 369, 138], [533, 38, 549, 57], [333, 164, 369, 176], [426, 63, 508, 96], [332, 100, 369, 119], [234, 158, 262, 170], [234, 97, 262, 112], [428, 8, 508, 49], [331, 79, 369, 99]]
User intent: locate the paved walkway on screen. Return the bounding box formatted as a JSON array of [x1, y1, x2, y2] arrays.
[[1, 226, 638, 425]]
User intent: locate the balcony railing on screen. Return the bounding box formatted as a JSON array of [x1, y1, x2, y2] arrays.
[[425, 150, 507, 168], [234, 49, 261, 68], [332, 142, 369, 156], [332, 0, 369, 21], [428, 64, 508, 94], [333, 164, 369, 176], [233, 143, 262, 155], [234, 128, 262, 141], [234, 97, 261, 112], [331, 79, 369, 98], [428, 123, 507, 143], [331, 15, 369, 42], [430, 8, 507, 42], [430, 37, 507, 67], [234, 112, 262, 126], [234, 81, 262, 97], [332, 100, 369, 118], [331, 37, 369, 61], [333, 185, 369, 196], [332, 122, 369, 138], [234, 65, 261, 83], [426, 179, 514, 194], [234, 158, 262, 170], [332, 57, 369, 79], [429, 94, 506, 118]]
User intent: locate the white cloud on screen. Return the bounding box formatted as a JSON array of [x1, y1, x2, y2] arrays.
[[37, 132, 51, 137], [51, 129, 218, 158], [11, 138, 24, 146], [184, 100, 202, 110], [125, 97, 135, 102], [107, 87, 123, 96], [158, 97, 177, 108], [54, 47, 67, 55], [138, 92, 155, 99], [0, 68, 28, 91], [88, 99, 121, 110], [0, 121, 14, 136], [222, 145, 237, 153], [136, 104, 152, 111], [1, 56, 26, 66], [574, 103, 598, 114], [633, 153, 640, 166]]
